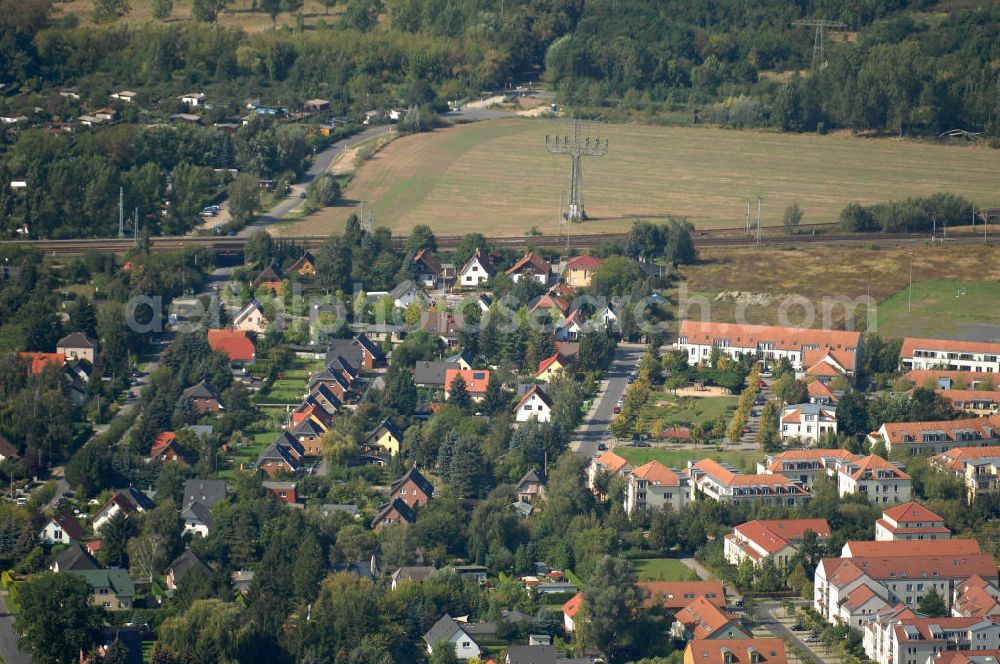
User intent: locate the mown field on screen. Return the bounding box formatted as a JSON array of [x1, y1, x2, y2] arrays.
[[614, 447, 760, 474], [287, 117, 1000, 236], [54, 0, 345, 32], [677, 243, 1000, 340], [632, 558, 697, 582]]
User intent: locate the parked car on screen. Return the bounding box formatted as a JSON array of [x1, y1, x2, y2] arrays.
[[613, 405, 622, 414], [791, 624, 805, 632]]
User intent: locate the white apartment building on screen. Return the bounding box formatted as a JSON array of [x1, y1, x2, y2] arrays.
[[901, 337, 1000, 373], [686, 459, 810, 508], [623, 461, 690, 515], [780, 403, 838, 444], [875, 502, 951, 541], [836, 455, 913, 504]]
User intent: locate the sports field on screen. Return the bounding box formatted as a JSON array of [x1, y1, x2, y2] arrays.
[[286, 117, 1000, 236]]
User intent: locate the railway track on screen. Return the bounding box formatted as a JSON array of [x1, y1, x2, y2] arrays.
[[6, 227, 992, 258]]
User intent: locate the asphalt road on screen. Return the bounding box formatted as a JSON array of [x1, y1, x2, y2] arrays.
[[755, 601, 827, 664], [0, 592, 30, 664], [239, 107, 517, 238], [572, 344, 646, 457]]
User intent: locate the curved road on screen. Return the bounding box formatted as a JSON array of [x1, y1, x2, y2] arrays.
[[239, 108, 516, 237]]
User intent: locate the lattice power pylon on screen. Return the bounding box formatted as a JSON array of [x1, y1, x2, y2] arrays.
[[545, 119, 608, 223], [792, 18, 847, 70]]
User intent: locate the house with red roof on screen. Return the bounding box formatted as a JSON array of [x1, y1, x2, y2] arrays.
[[677, 320, 861, 374], [514, 386, 553, 423], [444, 368, 490, 402], [724, 518, 831, 568], [624, 460, 690, 514], [840, 538, 979, 559], [562, 592, 584, 632], [875, 501, 951, 541], [149, 431, 189, 465], [564, 254, 603, 288], [900, 336, 1000, 373], [834, 455, 912, 504], [505, 251, 551, 285], [686, 458, 811, 507], [640, 580, 726, 610], [20, 352, 65, 375], [670, 596, 750, 641], [207, 329, 256, 365], [806, 378, 839, 405], [536, 352, 572, 382]]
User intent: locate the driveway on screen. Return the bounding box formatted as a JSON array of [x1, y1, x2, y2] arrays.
[[0, 592, 30, 664], [571, 343, 645, 457]]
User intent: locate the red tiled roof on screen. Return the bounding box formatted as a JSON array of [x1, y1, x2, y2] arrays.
[[676, 596, 740, 639], [905, 370, 996, 389], [20, 352, 65, 375], [764, 449, 857, 471], [150, 431, 177, 457], [936, 388, 1000, 405], [803, 348, 854, 373], [505, 251, 550, 277], [807, 379, 839, 402], [841, 584, 885, 611], [882, 501, 945, 525], [734, 519, 831, 555], [931, 651, 1000, 664], [562, 591, 584, 618], [953, 575, 1000, 617], [688, 458, 810, 491], [838, 455, 911, 481], [207, 329, 256, 362], [529, 294, 570, 316], [826, 552, 997, 585], [537, 352, 568, 376], [413, 248, 441, 274], [593, 451, 630, 474], [880, 414, 1000, 444], [678, 320, 861, 357], [630, 461, 682, 486], [892, 616, 989, 643], [843, 539, 980, 558], [566, 255, 603, 270], [932, 445, 1000, 472], [685, 638, 788, 664], [639, 581, 725, 609], [444, 369, 490, 396], [902, 336, 1000, 357]]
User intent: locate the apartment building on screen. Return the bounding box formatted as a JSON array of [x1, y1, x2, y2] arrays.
[[757, 449, 860, 488], [874, 415, 1000, 456], [931, 446, 1000, 503], [863, 610, 1000, 664], [901, 337, 1000, 373], [780, 403, 839, 444], [686, 459, 810, 508], [835, 455, 913, 504], [875, 502, 951, 542], [623, 461, 690, 515], [676, 321, 861, 375], [724, 518, 831, 568]]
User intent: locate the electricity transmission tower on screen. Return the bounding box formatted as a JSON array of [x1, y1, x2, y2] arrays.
[[792, 18, 847, 70], [545, 118, 608, 223]]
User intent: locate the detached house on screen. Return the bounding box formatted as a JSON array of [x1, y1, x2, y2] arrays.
[[505, 251, 551, 285], [207, 329, 256, 365], [179, 381, 224, 416], [233, 300, 269, 334], [516, 469, 546, 502], [458, 249, 495, 288], [93, 488, 155, 531], [423, 615, 484, 661], [72, 569, 135, 610], [256, 432, 304, 477], [536, 352, 572, 382], [365, 418, 403, 457], [390, 465, 434, 508], [40, 510, 86, 544], [371, 497, 417, 532], [412, 249, 442, 288], [671, 596, 750, 641], [288, 251, 316, 276], [445, 369, 490, 401], [180, 92, 207, 106], [149, 431, 189, 465], [564, 255, 603, 288], [57, 332, 98, 363], [182, 479, 226, 537], [166, 549, 210, 591], [515, 386, 553, 423], [254, 263, 287, 294]]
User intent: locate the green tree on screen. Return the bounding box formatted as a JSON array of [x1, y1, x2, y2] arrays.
[[152, 0, 172, 19], [93, 0, 131, 21], [259, 0, 282, 27], [583, 556, 646, 660], [782, 202, 803, 232], [158, 599, 253, 663], [227, 172, 260, 225], [448, 373, 471, 411], [292, 531, 325, 602], [192, 0, 227, 21], [342, 0, 381, 30], [15, 573, 101, 664], [307, 173, 342, 207], [406, 224, 437, 254], [100, 511, 134, 568], [918, 588, 948, 617], [481, 373, 511, 416], [384, 364, 418, 417], [430, 640, 459, 664]]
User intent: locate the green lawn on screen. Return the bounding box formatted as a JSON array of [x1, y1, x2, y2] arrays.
[[632, 558, 697, 582], [615, 447, 761, 474], [641, 392, 739, 429], [875, 279, 1000, 339]]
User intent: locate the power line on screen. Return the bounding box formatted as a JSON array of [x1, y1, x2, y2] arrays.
[[791, 19, 848, 70], [545, 118, 608, 223]]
